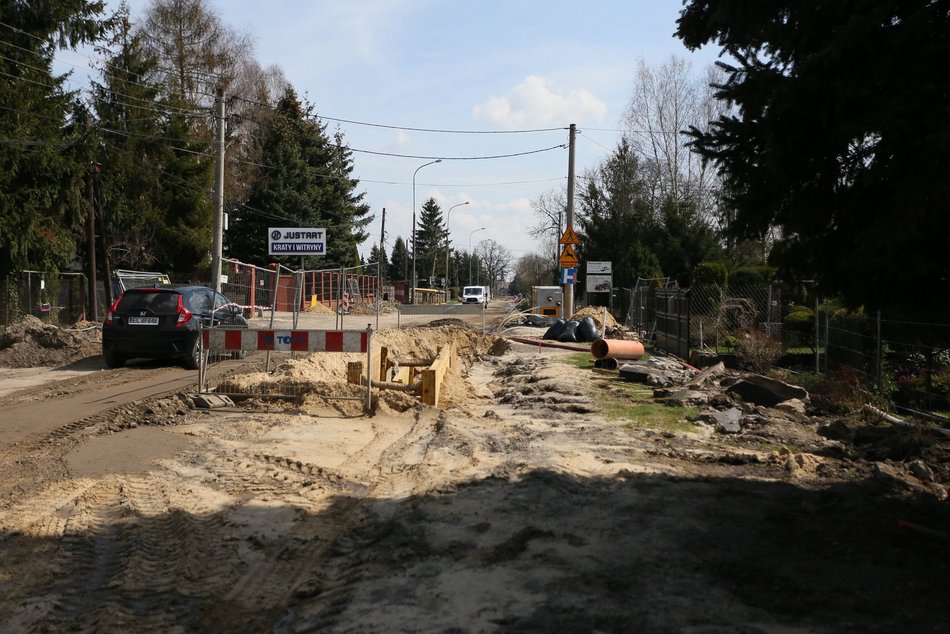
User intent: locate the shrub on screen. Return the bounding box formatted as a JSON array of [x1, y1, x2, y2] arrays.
[[784, 305, 815, 332], [734, 330, 785, 373], [810, 366, 868, 414], [730, 265, 775, 287], [692, 261, 728, 288]]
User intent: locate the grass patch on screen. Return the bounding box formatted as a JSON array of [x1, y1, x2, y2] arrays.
[[557, 355, 695, 433], [562, 352, 595, 369], [600, 380, 698, 433]]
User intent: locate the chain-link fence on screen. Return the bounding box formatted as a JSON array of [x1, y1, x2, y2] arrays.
[[688, 284, 784, 352], [1, 271, 96, 327], [647, 282, 949, 419]]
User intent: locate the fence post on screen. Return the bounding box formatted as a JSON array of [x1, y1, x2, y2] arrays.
[[814, 295, 820, 374], [365, 324, 373, 412], [875, 310, 882, 388]]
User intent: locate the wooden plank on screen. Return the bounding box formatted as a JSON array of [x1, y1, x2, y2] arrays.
[[421, 344, 453, 406], [346, 361, 363, 385], [378, 346, 389, 382]]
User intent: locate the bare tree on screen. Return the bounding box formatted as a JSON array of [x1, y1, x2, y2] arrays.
[[509, 253, 554, 295], [623, 56, 726, 221], [528, 189, 566, 267], [476, 239, 512, 291], [141, 0, 254, 107]]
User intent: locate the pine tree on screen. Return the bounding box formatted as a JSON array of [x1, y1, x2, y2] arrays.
[[226, 87, 370, 269], [677, 0, 950, 312], [368, 243, 388, 279], [0, 1, 113, 277], [414, 198, 445, 285], [389, 236, 409, 282]]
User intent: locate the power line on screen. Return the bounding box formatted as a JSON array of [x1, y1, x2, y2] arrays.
[[348, 144, 566, 161], [232, 96, 566, 136], [317, 114, 565, 135]]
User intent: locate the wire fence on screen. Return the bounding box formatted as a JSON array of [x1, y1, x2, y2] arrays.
[[645, 283, 950, 417], [1, 271, 98, 327]]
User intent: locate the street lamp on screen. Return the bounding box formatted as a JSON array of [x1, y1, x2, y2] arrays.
[[411, 158, 441, 304], [445, 201, 469, 301], [468, 226, 486, 286]]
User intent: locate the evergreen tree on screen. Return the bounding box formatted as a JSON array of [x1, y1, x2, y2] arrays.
[[577, 139, 662, 288], [0, 1, 113, 277], [677, 0, 950, 312], [92, 13, 167, 271], [389, 236, 409, 282], [413, 197, 445, 285], [226, 87, 370, 269], [368, 243, 388, 278]]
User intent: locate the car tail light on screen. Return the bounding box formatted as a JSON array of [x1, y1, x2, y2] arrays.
[[104, 295, 122, 326], [175, 295, 193, 327]]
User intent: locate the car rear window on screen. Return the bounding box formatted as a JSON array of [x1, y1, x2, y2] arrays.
[[116, 290, 181, 313]]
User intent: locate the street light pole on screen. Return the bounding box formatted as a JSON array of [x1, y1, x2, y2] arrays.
[[411, 159, 441, 304], [445, 201, 469, 301], [468, 226, 486, 286]]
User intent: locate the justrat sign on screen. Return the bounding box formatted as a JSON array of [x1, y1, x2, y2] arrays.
[[268, 227, 326, 256]]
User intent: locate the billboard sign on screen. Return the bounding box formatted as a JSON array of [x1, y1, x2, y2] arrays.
[[268, 227, 326, 256], [587, 274, 612, 293]]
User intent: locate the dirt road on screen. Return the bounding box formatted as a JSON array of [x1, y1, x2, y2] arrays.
[[0, 321, 947, 633]]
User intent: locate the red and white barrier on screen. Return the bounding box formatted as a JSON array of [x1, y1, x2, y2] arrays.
[[202, 328, 367, 353]]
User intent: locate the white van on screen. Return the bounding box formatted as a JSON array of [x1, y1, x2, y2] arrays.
[[461, 285, 490, 305]]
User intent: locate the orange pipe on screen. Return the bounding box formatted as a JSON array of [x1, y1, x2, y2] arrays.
[[590, 338, 645, 360]]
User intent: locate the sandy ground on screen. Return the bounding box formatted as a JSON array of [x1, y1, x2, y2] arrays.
[[0, 315, 948, 633]]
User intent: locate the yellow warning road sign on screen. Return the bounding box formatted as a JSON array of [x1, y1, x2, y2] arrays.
[[559, 226, 580, 245], [558, 243, 579, 268]]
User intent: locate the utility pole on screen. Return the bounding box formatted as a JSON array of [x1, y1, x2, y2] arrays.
[[378, 207, 385, 329], [86, 159, 97, 321], [563, 123, 576, 318], [93, 164, 113, 308], [211, 86, 226, 292]]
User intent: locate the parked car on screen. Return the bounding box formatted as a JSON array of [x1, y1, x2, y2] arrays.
[[102, 285, 247, 369]]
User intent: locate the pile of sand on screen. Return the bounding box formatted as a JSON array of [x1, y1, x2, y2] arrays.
[[0, 315, 102, 368], [215, 325, 499, 409], [305, 301, 335, 315], [570, 306, 621, 330]]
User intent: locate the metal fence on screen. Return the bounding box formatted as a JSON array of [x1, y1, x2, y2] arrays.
[[396, 303, 486, 333], [1, 271, 97, 327], [648, 283, 950, 417], [825, 312, 950, 415]]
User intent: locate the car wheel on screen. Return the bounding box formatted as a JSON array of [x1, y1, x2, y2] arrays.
[[183, 337, 202, 370], [104, 352, 126, 369]]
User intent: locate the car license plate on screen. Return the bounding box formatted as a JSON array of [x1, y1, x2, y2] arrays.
[[128, 316, 159, 325]]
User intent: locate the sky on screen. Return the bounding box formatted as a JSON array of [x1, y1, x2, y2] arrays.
[[57, 0, 722, 268]]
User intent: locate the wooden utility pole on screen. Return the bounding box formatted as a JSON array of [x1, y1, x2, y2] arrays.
[[211, 87, 226, 292], [563, 123, 576, 318], [86, 161, 98, 321], [93, 164, 113, 308]]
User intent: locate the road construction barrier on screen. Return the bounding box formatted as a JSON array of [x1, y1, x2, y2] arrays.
[[197, 325, 373, 412], [346, 340, 458, 407]]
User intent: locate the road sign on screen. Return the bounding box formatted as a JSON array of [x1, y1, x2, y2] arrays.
[[268, 227, 326, 256], [560, 267, 577, 284], [559, 226, 580, 245], [558, 243, 579, 268]]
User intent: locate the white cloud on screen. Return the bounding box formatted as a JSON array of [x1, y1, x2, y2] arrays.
[[472, 75, 607, 129]]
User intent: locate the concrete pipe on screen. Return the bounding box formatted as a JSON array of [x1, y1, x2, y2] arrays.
[[590, 338, 645, 361]]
